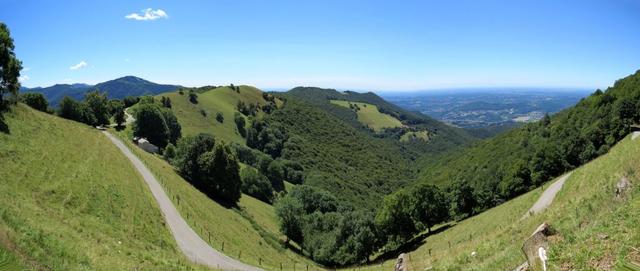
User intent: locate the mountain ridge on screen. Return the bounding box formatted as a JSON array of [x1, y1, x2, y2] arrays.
[[21, 76, 181, 106]]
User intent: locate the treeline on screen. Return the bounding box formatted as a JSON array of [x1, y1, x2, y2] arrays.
[[273, 182, 453, 265], [56, 91, 126, 127]]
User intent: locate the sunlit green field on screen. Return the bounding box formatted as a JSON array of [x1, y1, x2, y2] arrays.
[[330, 100, 403, 131], [0, 105, 207, 270], [160, 86, 281, 145]]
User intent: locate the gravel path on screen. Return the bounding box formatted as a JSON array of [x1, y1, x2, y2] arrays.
[[632, 131, 640, 140], [103, 131, 262, 271], [522, 173, 572, 219]]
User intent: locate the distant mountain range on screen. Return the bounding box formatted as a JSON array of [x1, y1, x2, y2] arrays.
[[21, 76, 182, 106]]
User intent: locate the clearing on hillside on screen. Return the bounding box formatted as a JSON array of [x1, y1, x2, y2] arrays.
[[158, 86, 281, 145], [0, 105, 207, 270], [330, 100, 403, 131]]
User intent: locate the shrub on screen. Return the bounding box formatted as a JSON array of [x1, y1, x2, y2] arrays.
[[20, 92, 48, 112], [216, 112, 224, 123], [240, 167, 273, 203], [234, 112, 246, 137]]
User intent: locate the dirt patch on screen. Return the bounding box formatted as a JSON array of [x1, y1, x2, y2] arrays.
[[627, 249, 640, 263], [588, 253, 615, 270]]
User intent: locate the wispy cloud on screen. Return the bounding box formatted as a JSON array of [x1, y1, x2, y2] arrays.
[[23, 67, 31, 72], [70, 61, 88, 70], [125, 8, 168, 21], [18, 75, 30, 83]]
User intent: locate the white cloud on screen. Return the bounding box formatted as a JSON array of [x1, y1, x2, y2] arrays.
[[18, 75, 30, 83], [23, 67, 31, 72], [125, 8, 168, 21], [70, 61, 88, 70]]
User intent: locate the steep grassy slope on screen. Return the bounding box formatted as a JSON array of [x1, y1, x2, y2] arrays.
[[0, 105, 206, 270], [160, 86, 279, 145], [265, 97, 414, 209], [329, 100, 403, 131], [112, 129, 320, 271], [355, 133, 640, 270]]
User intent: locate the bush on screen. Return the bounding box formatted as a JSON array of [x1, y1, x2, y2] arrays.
[[240, 167, 273, 203], [189, 92, 198, 104], [216, 112, 224, 123], [234, 112, 246, 137], [163, 143, 177, 161], [20, 92, 48, 112]]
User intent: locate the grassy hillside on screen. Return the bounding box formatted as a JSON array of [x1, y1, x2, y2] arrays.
[[354, 132, 640, 270], [160, 85, 280, 145], [112, 129, 320, 271], [329, 100, 403, 131], [0, 105, 206, 270]]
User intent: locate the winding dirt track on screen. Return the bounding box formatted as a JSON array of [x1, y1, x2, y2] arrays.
[[103, 131, 262, 271]]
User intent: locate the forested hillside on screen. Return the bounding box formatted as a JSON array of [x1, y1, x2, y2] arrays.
[[285, 87, 475, 156], [259, 97, 415, 209], [416, 70, 640, 213]]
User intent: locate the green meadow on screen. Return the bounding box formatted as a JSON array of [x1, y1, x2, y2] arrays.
[[0, 105, 208, 270], [330, 100, 403, 131]]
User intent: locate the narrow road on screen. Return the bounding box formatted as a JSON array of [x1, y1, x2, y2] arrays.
[[632, 131, 640, 140], [522, 173, 572, 219], [102, 131, 262, 271]]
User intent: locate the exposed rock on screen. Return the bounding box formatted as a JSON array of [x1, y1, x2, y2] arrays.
[[521, 223, 552, 271], [615, 176, 632, 200], [394, 253, 410, 271]]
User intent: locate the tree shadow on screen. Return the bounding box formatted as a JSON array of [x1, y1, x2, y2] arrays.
[[373, 223, 453, 262], [0, 107, 10, 134], [114, 125, 126, 131]]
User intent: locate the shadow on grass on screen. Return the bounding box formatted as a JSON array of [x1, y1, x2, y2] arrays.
[[0, 106, 10, 134], [373, 223, 454, 262]]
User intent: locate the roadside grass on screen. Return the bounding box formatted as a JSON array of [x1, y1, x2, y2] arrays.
[[112, 129, 321, 271], [0, 245, 23, 271], [356, 134, 640, 270], [329, 100, 402, 131], [0, 105, 208, 270], [159, 86, 279, 145]]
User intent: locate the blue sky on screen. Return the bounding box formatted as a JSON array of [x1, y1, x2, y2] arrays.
[[1, 0, 639, 91]]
